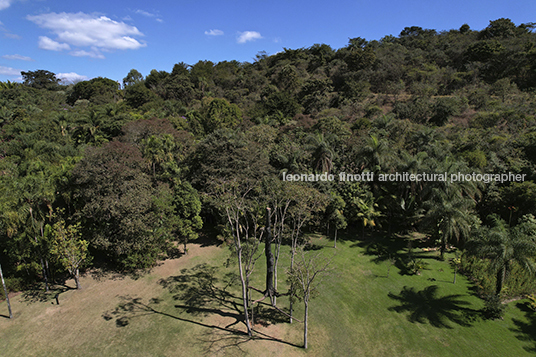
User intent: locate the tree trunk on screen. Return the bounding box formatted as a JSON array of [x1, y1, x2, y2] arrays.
[[303, 299, 309, 349], [39, 256, 49, 292], [440, 235, 446, 260], [74, 268, 81, 290], [237, 247, 252, 336], [265, 208, 276, 305], [496, 265, 506, 297], [0, 262, 13, 318], [31, 209, 49, 292], [334, 228, 338, 249]]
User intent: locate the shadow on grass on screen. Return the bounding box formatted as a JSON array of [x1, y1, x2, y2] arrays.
[[510, 302, 536, 353], [355, 233, 453, 277], [388, 285, 480, 328], [20, 283, 75, 304], [103, 263, 300, 353], [159, 263, 240, 315]]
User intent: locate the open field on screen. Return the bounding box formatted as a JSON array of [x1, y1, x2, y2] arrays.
[[1, 235, 535, 356]]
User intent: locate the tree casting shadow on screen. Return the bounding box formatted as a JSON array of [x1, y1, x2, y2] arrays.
[[103, 263, 300, 353], [20, 283, 75, 304], [388, 285, 479, 328], [510, 302, 536, 353]]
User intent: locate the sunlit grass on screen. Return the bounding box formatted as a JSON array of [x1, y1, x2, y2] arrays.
[[0, 233, 534, 356]]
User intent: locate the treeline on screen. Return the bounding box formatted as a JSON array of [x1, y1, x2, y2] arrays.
[[1, 18, 536, 299]]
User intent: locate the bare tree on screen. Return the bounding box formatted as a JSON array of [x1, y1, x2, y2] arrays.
[[287, 246, 334, 349], [287, 185, 328, 322], [266, 180, 294, 306], [212, 179, 264, 336]]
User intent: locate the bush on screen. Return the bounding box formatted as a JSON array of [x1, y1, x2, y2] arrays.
[[407, 258, 429, 275], [482, 294, 506, 320], [0, 277, 27, 299], [430, 97, 465, 126], [469, 112, 502, 129], [352, 117, 372, 131], [461, 254, 536, 298], [393, 97, 432, 124], [528, 294, 536, 311]]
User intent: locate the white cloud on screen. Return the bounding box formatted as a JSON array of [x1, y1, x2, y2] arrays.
[[4, 33, 21, 39], [135, 9, 155, 17], [27, 12, 146, 58], [70, 48, 105, 59], [237, 31, 262, 44], [38, 36, 71, 51], [2, 54, 34, 61], [57, 72, 88, 84], [134, 9, 163, 23], [0, 0, 13, 11], [0, 65, 20, 76], [205, 29, 224, 36]]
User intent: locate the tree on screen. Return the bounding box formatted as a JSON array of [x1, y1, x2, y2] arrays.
[[124, 82, 158, 108], [260, 91, 301, 123], [122, 69, 144, 88], [18, 169, 56, 292], [172, 180, 203, 254], [71, 110, 108, 145], [202, 98, 242, 134], [287, 185, 328, 321], [325, 192, 347, 248], [49, 215, 88, 290], [359, 134, 391, 175], [479, 18, 525, 39], [287, 247, 333, 349], [305, 132, 337, 174], [67, 77, 119, 105], [356, 191, 381, 239], [71, 141, 172, 269], [423, 188, 479, 259], [422, 157, 481, 258], [466, 215, 536, 297], [21, 70, 59, 90], [140, 134, 179, 178], [210, 179, 264, 337], [0, 261, 13, 318]]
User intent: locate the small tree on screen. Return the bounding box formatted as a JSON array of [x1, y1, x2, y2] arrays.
[[466, 215, 536, 298], [49, 217, 88, 290], [325, 193, 347, 248], [287, 247, 333, 349]]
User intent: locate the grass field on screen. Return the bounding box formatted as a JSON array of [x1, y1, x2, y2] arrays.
[[1, 233, 535, 356]]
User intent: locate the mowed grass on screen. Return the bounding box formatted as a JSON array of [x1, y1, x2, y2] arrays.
[[0, 233, 535, 356]]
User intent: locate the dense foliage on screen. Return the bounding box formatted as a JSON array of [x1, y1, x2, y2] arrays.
[[1, 18, 536, 301]]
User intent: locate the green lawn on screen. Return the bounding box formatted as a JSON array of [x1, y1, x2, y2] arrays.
[[0, 234, 535, 356]]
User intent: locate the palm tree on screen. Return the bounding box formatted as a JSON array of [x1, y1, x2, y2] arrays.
[[305, 132, 337, 174], [466, 215, 536, 297], [423, 155, 481, 202], [360, 134, 390, 173], [356, 191, 381, 239], [72, 110, 107, 145], [423, 188, 479, 259]]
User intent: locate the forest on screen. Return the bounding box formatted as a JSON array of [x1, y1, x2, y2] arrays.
[[1, 17, 536, 353]]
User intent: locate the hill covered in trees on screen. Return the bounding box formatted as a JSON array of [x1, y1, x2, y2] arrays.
[[1, 17, 536, 318]]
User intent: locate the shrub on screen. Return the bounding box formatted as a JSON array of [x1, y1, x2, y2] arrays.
[[482, 294, 506, 320]]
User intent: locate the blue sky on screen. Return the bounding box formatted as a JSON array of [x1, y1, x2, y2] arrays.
[[0, 0, 535, 84]]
